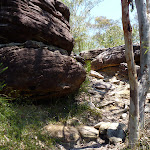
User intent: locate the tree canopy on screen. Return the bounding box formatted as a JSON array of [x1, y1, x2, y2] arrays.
[[61, 0, 139, 53]]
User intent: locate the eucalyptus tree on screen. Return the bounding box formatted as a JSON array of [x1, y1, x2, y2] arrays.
[[61, 0, 102, 53], [122, 0, 139, 147], [92, 16, 124, 48], [92, 15, 140, 48], [122, 0, 150, 147], [135, 0, 150, 129]]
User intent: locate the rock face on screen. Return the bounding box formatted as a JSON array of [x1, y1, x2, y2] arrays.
[[0, 1, 85, 99], [0, 0, 74, 54], [0, 42, 86, 98], [91, 45, 140, 71], [79, 48, 107, 60]]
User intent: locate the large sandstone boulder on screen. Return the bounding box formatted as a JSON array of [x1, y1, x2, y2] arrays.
[[91, 44, 140, 71], [0, 42, 86, 99], [0, 0, 74, 54], [79, 48, 107, 61]]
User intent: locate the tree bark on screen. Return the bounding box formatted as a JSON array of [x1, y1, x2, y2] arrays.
[[135, 0, 150, 129], [121, 0, 139, 147]]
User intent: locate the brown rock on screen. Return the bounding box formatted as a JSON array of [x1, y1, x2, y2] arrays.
[[99, 66, 120, 76], [91, 45, 140, 71], [118, 63, 140, 78], [0, 0, 74, 54], [43, 124, 80, 143], [79, 48, 107, 60], [0, 44, 86, 99]]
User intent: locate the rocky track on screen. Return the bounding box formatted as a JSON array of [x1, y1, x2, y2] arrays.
[[57, 70, 150, 150]]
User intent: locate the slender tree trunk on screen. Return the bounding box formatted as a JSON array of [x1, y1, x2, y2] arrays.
[[121, 0, 139, 147], [135, 0, 150, 129]]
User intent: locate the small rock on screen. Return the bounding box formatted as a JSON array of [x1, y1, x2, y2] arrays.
[[95, 84, 107, 90], [126, 84, 130, 90], [109, 137, 122, 144], [146, 93, 150, 100], [94, 81, 113, 91], [104, 78, 110, 82], [88, 89, 97, 95], [90, 70, 104, 79], [88, 101, 96, 109], [86, 102, 101, 115], [120, 113, 127, 119], [109, 76, 120, 85], [117, 90, 129, 97], [77, 126, 99, 141], [123, 104, 128, 109], [115, 98, 120, 102], [145, 104, 150, 113], [109, 91, 116, 96]]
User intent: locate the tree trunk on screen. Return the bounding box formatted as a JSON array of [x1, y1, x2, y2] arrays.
[[135, 0, 150, 129], [121, 0, 139, 147]]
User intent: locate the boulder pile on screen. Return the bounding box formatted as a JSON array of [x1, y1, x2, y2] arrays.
[[90, 44, 140, 71], [0, 0, 86, 99]]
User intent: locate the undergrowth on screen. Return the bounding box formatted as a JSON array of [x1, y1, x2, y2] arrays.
[[0, 60, 102, 149], [0, 92, 96, 149]]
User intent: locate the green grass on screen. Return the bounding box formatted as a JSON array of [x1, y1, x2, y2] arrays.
[[0, 60, 102, 149], [85, 60, 91, 73], [78, 60, 91, 94], [0, 93, 99, 149], [0, 97, 54, 149]]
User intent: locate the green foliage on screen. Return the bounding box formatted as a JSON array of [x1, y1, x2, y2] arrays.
[[85, 60, 91, 73], [61, 0, 102, 53], [0, 93, 101, 149], [0, 98, 53, 149], [78, 60, 91, 94], [79, 76, 90, 94], [93, 16, 114, 31], [92, 16, 124, 48], [0, 63, 7, 74], [0, 63, 8, 91], [61, 0, 139, 52]]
